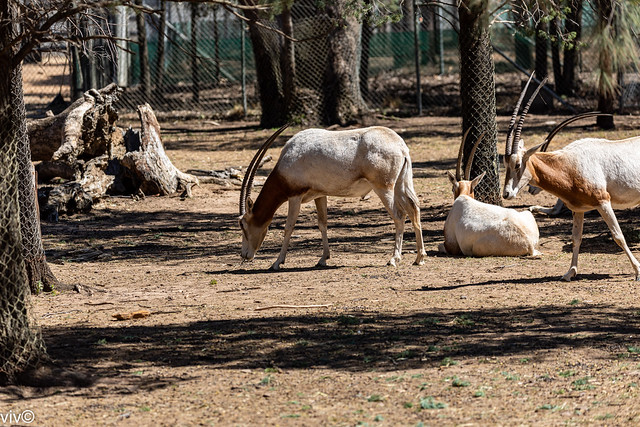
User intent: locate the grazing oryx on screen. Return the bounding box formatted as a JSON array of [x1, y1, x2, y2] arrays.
[[503, 74, 640, 281], [439, 130, 540, 257], [239, 124, 426, 270]]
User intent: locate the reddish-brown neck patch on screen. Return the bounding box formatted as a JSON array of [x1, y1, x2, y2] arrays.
[[250, 170, 308, 228], [528, 153, 609, 210]]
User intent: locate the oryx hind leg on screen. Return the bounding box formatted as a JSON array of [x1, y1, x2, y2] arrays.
[[372, 187, 404, 267], [315, 196, 330, 267], [597, 202, 640, 281], [562, 211, 584, 281]]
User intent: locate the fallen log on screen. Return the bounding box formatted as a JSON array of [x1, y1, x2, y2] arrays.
[[30, 86, 198, 219]]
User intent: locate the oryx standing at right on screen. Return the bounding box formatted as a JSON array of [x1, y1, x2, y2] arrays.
[[502, 74, 640, 281]]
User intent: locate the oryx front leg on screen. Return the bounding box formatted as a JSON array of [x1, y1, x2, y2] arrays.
[[597, 202, 640, 281], [563, 211, 584, 281], [315, 196, 330, 267], [271, 196, 302, 271]]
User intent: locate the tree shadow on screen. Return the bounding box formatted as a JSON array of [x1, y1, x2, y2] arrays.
[[34, 304, 640, 395]]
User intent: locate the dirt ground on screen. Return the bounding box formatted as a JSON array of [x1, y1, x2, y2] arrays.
[[2, 115, 640, 426]]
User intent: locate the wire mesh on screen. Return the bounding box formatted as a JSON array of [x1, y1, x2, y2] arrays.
[[20, 1, 640, 120], [0, 63, 47, 385]]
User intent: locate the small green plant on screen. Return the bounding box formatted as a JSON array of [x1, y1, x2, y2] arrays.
[[209, 279, 218, 286], [440, 357, 458, 367], [260, 375, 272, 385], [451, 376, 470, 387], [453, 314, 475, 327], [501, 371, 520, 381], [558, 370, 576, 378], [140, 406, 151, 412], [403, 402, 413, 408], [367, 394, 384, 402], [419, 396, 447, 410], [264, 367, 278, 373], [595, 413, 614, 420], [96, 338, 107, 346], [281, 414, 300, 419], [569, 298, 581, 305], [473, 389, 485, 398], [572, 377, 594, 390], [373, 415, 383, 422], [397, 350, 415, 359], [628, 346, 640, 354], [538, 404, 560, 411], [519, 358, 531, 364], [337, 315, 361, 325]]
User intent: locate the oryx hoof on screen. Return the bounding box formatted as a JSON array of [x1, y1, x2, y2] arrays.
[[561, 267, 577, 282]]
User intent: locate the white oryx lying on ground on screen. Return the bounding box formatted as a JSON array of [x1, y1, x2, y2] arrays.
[[503, 73, 640, 281], [239, 124, 426, 270], [439, 129, 540, 257]]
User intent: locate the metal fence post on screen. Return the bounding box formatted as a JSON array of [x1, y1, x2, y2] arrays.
[[241, 22, 247, 118], [413, 0, 422, 115]]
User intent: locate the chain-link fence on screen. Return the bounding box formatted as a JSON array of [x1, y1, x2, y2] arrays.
[[21, 1, 640, 120], [0, 63, 47, 384]]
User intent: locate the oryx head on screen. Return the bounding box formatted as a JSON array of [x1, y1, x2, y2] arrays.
[[239, 124, 289, 262]]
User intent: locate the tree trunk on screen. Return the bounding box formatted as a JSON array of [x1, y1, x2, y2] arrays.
[[135, 0, 151, 101], [595, 0, 615, 129], [0, 0, 48, 384], [562, 0, 582, 95], [16, 71, 61, 294], [322, 0, 367, 126], [242, 3, 286, 127], [534, 20, 548, 80], [458, 0, 500, 205]]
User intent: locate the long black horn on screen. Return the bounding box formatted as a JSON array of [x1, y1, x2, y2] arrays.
[[456, 127, 472, 181], [465, 130, 487, 181], [540, 112, 612, 152], [512, 76, 548, 154], [506, 72, 535, 156], [239, 123, 290, 215]]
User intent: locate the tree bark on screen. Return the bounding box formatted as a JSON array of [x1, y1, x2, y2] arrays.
[[135, 0, 151, 101], [121, 104, 199, 197], [458, 0, 500, 205], [242, 3, 286, 127], [322, 0, 367, 125], [0, 0, 48, 384], [595, 0, 615, 129]]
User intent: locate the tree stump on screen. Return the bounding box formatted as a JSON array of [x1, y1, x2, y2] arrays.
[[120, 104, 199, 197]]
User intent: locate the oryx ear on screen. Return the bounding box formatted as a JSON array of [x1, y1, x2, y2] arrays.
[[523, 141, 545, 162], [447, 171, 458, 185], [470, 171, 486, 190], [246, 197, 254, 212]]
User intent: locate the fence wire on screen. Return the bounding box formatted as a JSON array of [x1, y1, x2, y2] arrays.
[[0, 64, 46, 385], [21, 1, 640, 120]]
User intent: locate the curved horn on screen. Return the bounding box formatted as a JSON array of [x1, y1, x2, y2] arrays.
[[464, 130, 487, 181], [512, 76, 548, 154], [456, 127, 472, 181], [239, 123, 290, 215], [540, 112, 612, 152], [506, 72, 535, 156]]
